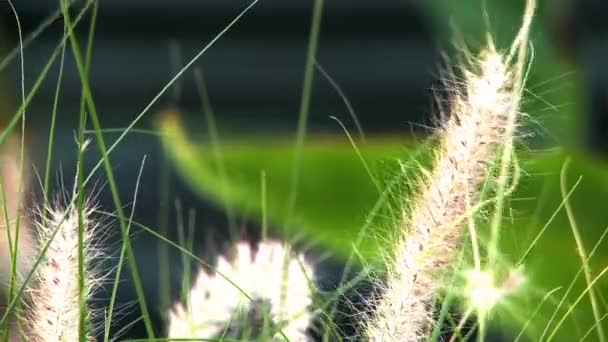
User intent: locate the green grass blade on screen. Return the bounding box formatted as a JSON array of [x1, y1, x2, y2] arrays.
[[284, 0, 324, 232]]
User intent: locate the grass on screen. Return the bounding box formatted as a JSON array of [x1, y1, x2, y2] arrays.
[[1, 0, 607, 341]]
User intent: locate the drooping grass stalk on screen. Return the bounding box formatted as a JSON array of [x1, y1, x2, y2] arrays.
[[365, 1, 536, 339], [560, 159, 606, 342], [535, 159, 608, 342], [315, 63, 366, 142]]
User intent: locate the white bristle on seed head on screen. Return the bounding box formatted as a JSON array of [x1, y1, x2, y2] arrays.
[[27, 201, 100, 342], [367, 50, 518, 341], [168, 240, 315, 341], [366, 1, 536, 339]]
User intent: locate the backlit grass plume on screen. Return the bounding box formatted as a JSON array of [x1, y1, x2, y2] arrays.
[[168, 240, 315, 341], [25, 200, 101, 342], [365, 1, 536, 340]]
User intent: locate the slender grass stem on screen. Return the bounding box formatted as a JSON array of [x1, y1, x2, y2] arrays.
[[285, 0, 324, 230], [104, 156, 147, 342], [75, 2, 98, 340], [558, 158, 606, 342], [43, 25, 68, 204], [59, 0, 155, 337], [4, 2, 27, 340]]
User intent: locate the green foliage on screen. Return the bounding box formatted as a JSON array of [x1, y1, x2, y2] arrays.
[[492, 150, 608, 339], [161, 112, 608, 340], [159, 111, 420, 260]]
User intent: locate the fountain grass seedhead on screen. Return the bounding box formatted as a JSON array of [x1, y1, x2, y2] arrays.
[[365, 1, 536, 340], [168, 240, 316, 341], [25, 198, 102, 342]]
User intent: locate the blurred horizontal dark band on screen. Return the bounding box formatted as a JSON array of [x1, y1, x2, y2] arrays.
[[1, 0, 440, 134]]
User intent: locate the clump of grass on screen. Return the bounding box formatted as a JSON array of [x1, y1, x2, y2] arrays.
[[168, 240, 316, 341], [365, 1, 536, 340], [24, 198, 103, 342]]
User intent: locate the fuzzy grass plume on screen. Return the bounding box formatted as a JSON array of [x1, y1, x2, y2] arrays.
[[168, 240, 315, 341], [25, 200, 102, 342], [366, 1, 536, 340]]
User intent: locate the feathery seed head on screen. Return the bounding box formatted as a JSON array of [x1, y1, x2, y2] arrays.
[[366, 1, 536, 340], [26, 201, 101, 342], [168, 240, 316, 341], [368, 45, 522, 339]]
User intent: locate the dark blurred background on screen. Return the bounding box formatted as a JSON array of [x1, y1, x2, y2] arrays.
[[0, 0, 607, 340], [5, 0, 438, 134]]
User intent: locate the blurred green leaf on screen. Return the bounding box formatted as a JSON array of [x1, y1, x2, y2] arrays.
[[158, 111, 423, 260]]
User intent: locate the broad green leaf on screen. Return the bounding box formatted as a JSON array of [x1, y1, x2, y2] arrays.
[[158, 111, 425, 260]]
